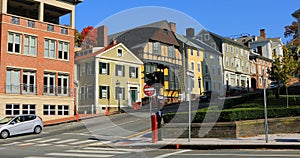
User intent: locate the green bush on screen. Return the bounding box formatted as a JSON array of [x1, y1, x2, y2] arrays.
[[163, 106, 300, 123]]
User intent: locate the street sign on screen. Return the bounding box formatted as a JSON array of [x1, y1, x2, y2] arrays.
[[144, 84, 156, 97]]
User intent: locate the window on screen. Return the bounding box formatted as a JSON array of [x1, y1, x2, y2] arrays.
[[115, 65, 125, 77], [204, 53, 208, 59], [81, 87, 85, 100], [190, 49, 194, 56], [6, 104, 20, 115], [129, 67, 138, 78], [12, 17, 19, 25], [231, 58, 234, 66], [197, 63, 201, 72], [6, 69, 20, 94], [22, 71, 36, 94], [86, 62, 93, 75], [191, 62, 194, 71], [24, 35, 37, 56], [28, 20, 35, 28], [80, 63, 86, 76], [117, 49, 123, 57], [205, 65, 209, 74], [8, 32, 21, 53], [115, 87, 125, 100], [153, 42, 161, 54], [43, 73, 55, 95], [99, 62, 109, 75], [58, 74, 69, 95], [163, 29, 168, 35], [58, 42, 69, 60], [204, 33, 210, 41], [47, 24, 54, 32], [61, 27, 68, 34], [168, 46, 175, 58], [58, 105, 69, 115], [22, 104, 36, 114], [43, 105, 55, 115], [168, 68, 178, 90], [44, 39, 56, 59], [226, 57, 229, 66], [236, 47, 239, 55], [87, 86, 93, 99], [99, 86, 110, 99], [197, 50, 200, 57]]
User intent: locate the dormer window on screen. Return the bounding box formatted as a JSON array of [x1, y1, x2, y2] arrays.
[[163, 29, 168, 35], [117, 49, 123, 57]]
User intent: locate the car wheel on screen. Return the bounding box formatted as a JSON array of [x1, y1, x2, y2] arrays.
[[34, 126, 42, 134], [1, 130, 9, 139]]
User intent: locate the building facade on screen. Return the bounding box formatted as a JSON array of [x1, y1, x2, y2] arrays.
[[0, 0, 81, 121]]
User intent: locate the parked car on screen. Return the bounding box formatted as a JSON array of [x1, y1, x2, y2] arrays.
[[269, 81, 284, 89], [199, 91, 212, 102], [0, 114, 43, 139]]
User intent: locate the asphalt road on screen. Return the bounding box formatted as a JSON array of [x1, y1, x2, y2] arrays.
[[1, 113, 300, 158]]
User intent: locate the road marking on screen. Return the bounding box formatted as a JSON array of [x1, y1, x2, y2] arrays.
[[66, 149, 129, 154], [53, 139, 78, 144], [1, 142, 20, 146], [83, 147, 153, 152], [35, 143, 51, 147], [55, 144, 68, 147], [18, 143, 35, 147], [126, 129, 151, 139], [24, 138, 43, 142], [68, 139, 97, 145], [37, 138, 59, 143], [154, 150, 191, 158], [24, 157, 55, 158], [46, 153, 113, 157]]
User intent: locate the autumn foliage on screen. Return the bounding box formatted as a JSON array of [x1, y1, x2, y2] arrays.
[[284, 21, 299, 46]]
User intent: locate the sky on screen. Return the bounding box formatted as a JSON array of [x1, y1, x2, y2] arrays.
[[73, 0, 300, 43]]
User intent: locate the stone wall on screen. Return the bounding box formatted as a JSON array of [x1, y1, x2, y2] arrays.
[[162, 116, 300, 138]]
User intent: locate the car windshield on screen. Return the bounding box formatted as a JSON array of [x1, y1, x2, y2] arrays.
[[0, 116, 14, 124]]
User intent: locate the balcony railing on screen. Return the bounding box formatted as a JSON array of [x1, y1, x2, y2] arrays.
[[5, 84, 71, 96], [6, 84, 37, 95]]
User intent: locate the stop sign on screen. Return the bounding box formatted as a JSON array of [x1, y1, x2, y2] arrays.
[[144, 84, 156, 97]]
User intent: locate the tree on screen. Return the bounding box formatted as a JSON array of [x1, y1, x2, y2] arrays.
[[80, 26, 97, 49], [270, 44, 300, 108], [74, 29, 82, 47], [284, 21, 299, 46]]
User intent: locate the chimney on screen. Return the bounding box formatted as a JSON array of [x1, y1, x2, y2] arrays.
[[260, 29, 266, 38], [169, 22, 176, 33], [97, 25, 108, 47], [186, 28, 195, 38]]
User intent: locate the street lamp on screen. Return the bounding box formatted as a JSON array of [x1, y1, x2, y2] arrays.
[[116, 80, 120, 113], [198, 77, 201, 96]]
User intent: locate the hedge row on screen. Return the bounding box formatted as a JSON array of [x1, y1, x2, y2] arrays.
[[223, 92, 263, 109], [163, 106, 300, 123]]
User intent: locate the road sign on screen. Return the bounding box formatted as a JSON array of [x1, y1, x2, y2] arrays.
[[144, 84, 156, 97]]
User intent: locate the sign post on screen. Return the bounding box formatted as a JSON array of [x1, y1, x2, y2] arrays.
[[144, 83, 156, 118], [186, 71, 194, 142]]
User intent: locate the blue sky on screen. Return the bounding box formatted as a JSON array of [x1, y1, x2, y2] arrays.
[[74, 0, 300, 42]]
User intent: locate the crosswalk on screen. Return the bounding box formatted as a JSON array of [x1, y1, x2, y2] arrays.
[[24, 147, 146, 158], [1, 137, 109, 147]]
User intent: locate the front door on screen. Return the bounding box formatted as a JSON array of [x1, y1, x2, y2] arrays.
[[130, 89, 137, 104]]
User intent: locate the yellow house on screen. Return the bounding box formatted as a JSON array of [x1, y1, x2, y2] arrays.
[[75, 43, 143, 113]]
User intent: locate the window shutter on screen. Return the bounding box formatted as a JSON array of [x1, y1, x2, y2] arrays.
[[122, 65, 125, 77], [122, 88, 125, 100], [115, 87, 118, 99], [115, 65, 118, 76], [85, 63, 88, 75], [136, 68, 138, 78], [99, 63, 102, 74], [107, 86, 110, 99], [99, 86, 102, 99], [107, 63, 110, 75]]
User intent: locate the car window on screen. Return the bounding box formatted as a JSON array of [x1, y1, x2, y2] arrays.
[[12, 117, 21, 123], [24, 115, 36, 121], [0, 116, 14, 124]]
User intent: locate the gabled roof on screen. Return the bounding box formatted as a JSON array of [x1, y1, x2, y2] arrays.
[[207, 31, 249, 49], [175, 33, 202, 49], [189, 38, 222, 55], [292, 9, 300, 18], [75, 43, 117, 61]]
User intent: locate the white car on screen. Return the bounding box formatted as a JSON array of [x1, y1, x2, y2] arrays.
[[0, 114, 44, 139]]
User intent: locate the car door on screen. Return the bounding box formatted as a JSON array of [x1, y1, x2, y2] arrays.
[[7, 116, 27, 135], [23, 115, 36, 133]]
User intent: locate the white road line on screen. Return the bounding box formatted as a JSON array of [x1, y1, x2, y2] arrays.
[[46, 153, 113, 157], [55, 144, 68, 147], [35, 144, 51, 147], [68, 140, 97, 145], [24, 157, 55, 158], [83, 147, 152, 152], [66, 149, 129, 154], [53, 139, 78, 144], [18, 143, 35, 147], [1, 142, 20, 146], [24, 138, 43, 142], [37, 138, 59, 143], [154, 150, 191, 158]]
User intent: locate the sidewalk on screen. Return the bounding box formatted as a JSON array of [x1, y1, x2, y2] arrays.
[[96, 132, 300, 150], [43, 113, 104, 126]]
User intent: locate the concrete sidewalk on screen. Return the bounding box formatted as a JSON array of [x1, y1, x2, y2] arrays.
[[97, 132, 300, 150], [43, 113, 104, 126]]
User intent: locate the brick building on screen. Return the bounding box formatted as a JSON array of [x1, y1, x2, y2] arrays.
[[0, 0, 82, 121]]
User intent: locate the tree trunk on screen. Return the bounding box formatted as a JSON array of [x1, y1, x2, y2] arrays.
[[286, 87, 289, 108]]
